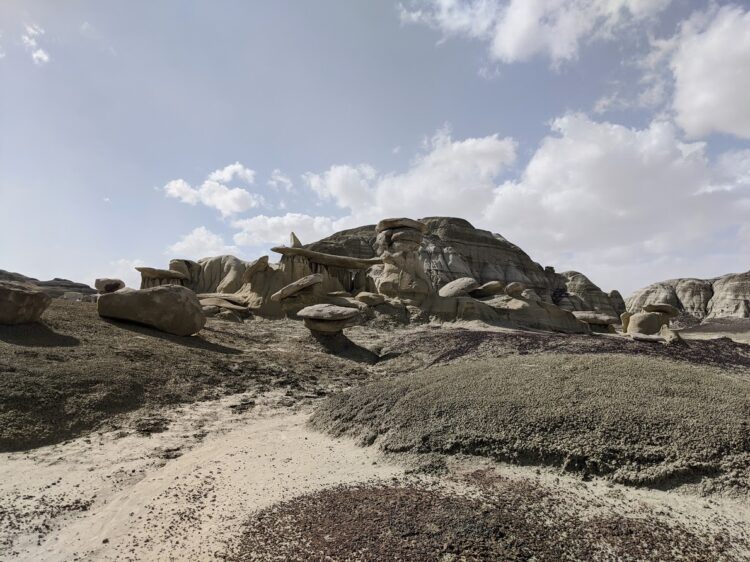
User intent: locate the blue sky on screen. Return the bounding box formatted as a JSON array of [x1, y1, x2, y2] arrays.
[[1, 0, 748, 294]]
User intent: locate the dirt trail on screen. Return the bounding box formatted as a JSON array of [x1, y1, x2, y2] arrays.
[[0, 396, 401, 561]]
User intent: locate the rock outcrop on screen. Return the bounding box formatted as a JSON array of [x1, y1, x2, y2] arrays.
[[627, 271, 750, 321], [98, 285, 205, 336], [0, 270, 96, 298], [0, 281, 52, 324]]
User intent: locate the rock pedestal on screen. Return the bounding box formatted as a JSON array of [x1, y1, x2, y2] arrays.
[[297, 304, 359, 335]]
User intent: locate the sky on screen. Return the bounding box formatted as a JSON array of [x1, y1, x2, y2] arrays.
[[1, 0, 749, 295]]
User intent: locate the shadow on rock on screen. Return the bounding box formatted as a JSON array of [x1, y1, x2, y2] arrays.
[[310, 331, 381, 364], [0, 322, 80, 347], [102, 318, 243, 355]]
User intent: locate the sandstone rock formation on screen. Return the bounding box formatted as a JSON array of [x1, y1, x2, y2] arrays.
[[137, 267, 189, 289], [470, 281, 506, 298], [627, 271, 750, 321], [95, 278, 125, 294], [0, 281, 52, 324], [626, 311, 670, 336], [98, 285, 205, 336], [438, 277, 479, 298], [297, 304, 359, 334], [270, 274, 323, 302]]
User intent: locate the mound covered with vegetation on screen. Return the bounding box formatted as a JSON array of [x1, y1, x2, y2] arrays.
[[312, 353, 750, 489]]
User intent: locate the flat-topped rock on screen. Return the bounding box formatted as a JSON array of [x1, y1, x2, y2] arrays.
[[438, 277, 479, 298], [270, 274, 323, 302], [470, 281, 506, 298], [136, 267, 188, 280], [572, 311, 619, 326], [95, 278, 125, 294], [355, 292, 386, 306], [376, 218, 428, 234], [0, 280, 52, 324], [298, 303, 360, 334], [643, 303, 679, 317], [199, 297, 249, 312], [98, 285, 205, 336]]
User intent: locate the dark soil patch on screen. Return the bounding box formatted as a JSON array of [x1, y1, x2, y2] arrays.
[[312, 353, 750, 490], [227, 478, 738, 561]]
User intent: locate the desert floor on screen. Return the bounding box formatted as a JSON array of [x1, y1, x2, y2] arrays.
[[1, 301, 750, 560]]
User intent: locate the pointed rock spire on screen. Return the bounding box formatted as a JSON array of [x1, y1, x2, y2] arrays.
[[290, 232, 302, 248]]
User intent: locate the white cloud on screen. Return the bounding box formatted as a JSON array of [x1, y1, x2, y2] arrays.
[[208, 161, 256, 184], [163, 163, 264, 216], [22, 23, 50, 65], [232, 213, 342, 247], [400, 0, 671, 64], [167, 226, 239, 259], [668, 5, 750, 139], [267, 168, 294, 191], [104, 258, 145, 290]]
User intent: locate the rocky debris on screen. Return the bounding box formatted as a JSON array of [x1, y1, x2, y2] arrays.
[[354, 292, 385, 306], [98, 285, 206, 336], [297, 304, 359, 334], [95, 278, 125, 294], [0, 280, 52, 324], [505, 282, 526, 298], [470, 281, 506, 298], [0, 269, 96, 298], [270, 274, 323, 302], [643, 303, 679, 317], [627, 271, 750, 321], [437, 277, 479, 298], [626, 311, 670, 336]]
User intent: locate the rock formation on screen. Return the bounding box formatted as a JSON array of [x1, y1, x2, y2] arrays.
[[627, 271, 750, 321], [0, 270, 95, 298], [95, 278, 125, 294], [98, 285, 205, 336], [0, 281, 52, 324], [297, 304, 360, 335]]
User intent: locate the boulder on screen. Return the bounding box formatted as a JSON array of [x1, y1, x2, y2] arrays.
[[95, 278, 125, 294], [505, 282, 527, 298], [215, 310, 243, 323], [97, 285, 205, 336], [376, 217, 428, 234], [572, 311, 618, 326], [199, 297, 249, 312], [0, 281, 52, 324], [470, 281, 506, 298], [438, 277, 479, 298], [626, 311, 669, 336], [270, 274, 323, 302], [643, 303, 679, 317], [355, 292, 386, 306], [297, 304, 359, 334]]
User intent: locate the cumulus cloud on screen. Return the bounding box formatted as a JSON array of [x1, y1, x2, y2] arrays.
[[399, 0, 671, 64], [163, 163, 264, 216], [167, 226, 239, 259], [232, 213, 342, 247], [22, 23, 50, 65], [668, 5, 750, 139], [267, 169, 294, 191]]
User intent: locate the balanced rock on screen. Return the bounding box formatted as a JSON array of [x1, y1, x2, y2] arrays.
[[438, 277, 479, 298], [355, 292, 385, 306], [470, 281, 506, 299], [505, 282, 527, 298], [297, 304, 359, 334], [0, 281, 52, 324], [98, 285, 205, 336], [643, 303, 679, 317], [626, 311, 669, 336], [270, 273, 323, 302], [95, 278, 125, 294], [376, 217, 428, 234]]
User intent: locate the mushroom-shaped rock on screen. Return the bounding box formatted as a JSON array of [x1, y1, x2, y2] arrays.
[[643, 303, 679, 317], [505, 282, 527, 298], [270, 274, 323, 302], [438, 277, 480, 298], [98, 285, 206, 336], [626, 311, 670, 335], [0, 280, 52, 325], [376, 217, 428, 234], [95, 278, 125, 294], [355, 292, 386, 306], [470, 281, 506, 299], [297, 304, 359, 334]]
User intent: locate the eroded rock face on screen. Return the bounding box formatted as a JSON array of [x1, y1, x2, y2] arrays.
[[98, 285, 205, 336], [0, 281, 52, 324], [627, 271, 750, 320], [559, 272, 621, 317]]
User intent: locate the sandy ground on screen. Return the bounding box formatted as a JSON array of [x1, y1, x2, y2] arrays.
[[0, 395, 401, 561]]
